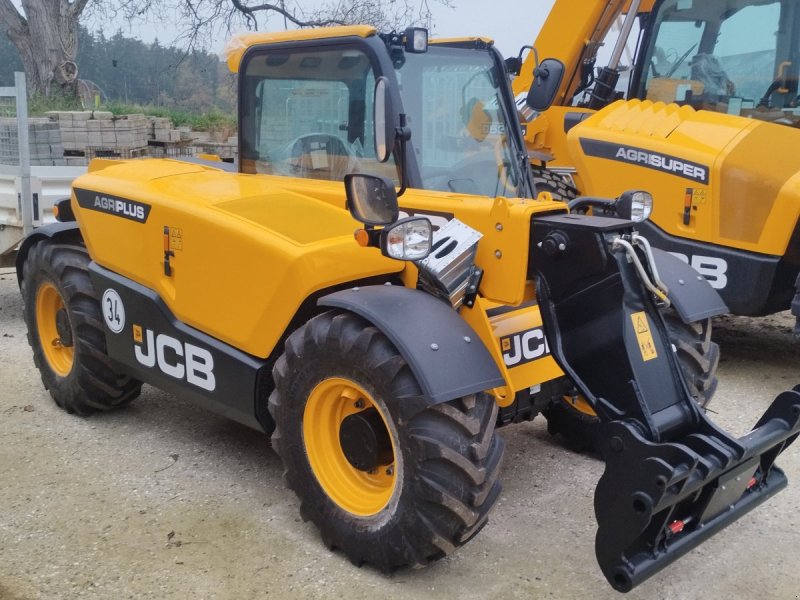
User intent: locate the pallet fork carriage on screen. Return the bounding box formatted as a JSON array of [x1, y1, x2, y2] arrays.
[[15, 25, 800, 592], [532, 214, 800, 590]]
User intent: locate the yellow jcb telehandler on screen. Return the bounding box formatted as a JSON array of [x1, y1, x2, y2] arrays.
[[15, 25, 800, 592]]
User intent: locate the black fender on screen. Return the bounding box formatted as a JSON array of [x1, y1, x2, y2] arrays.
[[15, 222, 83, 287], [319, 286, 505, 404], [652, 247, 728, 322]]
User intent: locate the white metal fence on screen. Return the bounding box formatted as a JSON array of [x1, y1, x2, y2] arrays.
[[0, 73, 86, 262]]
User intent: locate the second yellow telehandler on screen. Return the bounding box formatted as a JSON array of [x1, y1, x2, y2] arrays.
[[512, 0, 800, 338]]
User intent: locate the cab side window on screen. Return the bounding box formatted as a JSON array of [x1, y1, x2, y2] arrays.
[[240, 46, 398, 183], [638, 0, 783, 110]]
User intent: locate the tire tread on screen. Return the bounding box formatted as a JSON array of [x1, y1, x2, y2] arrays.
[[269, 310, 504, 571], [21, 240, 140, 415]]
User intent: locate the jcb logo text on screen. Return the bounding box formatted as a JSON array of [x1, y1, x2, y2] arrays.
[[669, 253, 728, 290], [133, 326, 216, 391], [501, 327, 551, 367]]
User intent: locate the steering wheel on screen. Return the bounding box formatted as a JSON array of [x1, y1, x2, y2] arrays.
[[421, 135, 519, 197], [283, 133, 354, 180]]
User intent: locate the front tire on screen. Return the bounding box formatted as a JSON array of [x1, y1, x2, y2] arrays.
[[269, 310, 504, 570], [21, 240, 141, 415]]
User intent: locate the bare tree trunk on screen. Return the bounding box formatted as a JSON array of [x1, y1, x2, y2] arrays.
[[0, 0, 86, 98]]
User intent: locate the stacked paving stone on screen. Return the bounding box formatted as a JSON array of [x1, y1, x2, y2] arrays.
[[0, 117, 65, 166], [150, 117, 182, 143], [4, 111, 231, 166], [46, 111, 149, 164]]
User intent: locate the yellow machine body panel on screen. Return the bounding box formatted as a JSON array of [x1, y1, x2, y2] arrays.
[[460, 294, 563, 406], [395, 191, 563, 307], [71, 159, 404, 358], [72, 158, 568, 391], [567, 100, 800, 255], [526, 105, 595, 168]]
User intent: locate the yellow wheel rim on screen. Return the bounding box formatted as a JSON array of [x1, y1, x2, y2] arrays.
[[303, 377, 397, 516], [563, 393, 597, 417], [35, 282, 74, 376]]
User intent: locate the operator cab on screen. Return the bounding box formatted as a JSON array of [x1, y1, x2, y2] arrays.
[[572, 0, 800, 125], [236, 27, 533, 199], [632, 0, 800, 122]]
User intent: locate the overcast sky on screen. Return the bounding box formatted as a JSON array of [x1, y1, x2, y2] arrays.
[[426, 0, 557, 59], [106, 0, 556, 62]]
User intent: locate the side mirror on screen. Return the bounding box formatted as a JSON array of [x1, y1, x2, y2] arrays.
[[345, 173, 399, 226], [374, 76, 396, 163], [526, 58, 565, 112]]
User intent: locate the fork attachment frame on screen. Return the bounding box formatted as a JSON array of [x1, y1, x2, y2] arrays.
[[530, 213, 800, 592]]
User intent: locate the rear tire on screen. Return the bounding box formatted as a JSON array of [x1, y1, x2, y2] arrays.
[[544, 311, 719, 451], [543, 392, 599, 453], [269, 310, 504, 570], [532, 167, 578, 201], [663, 310, 719, 407], [21, 240, 141, 415]]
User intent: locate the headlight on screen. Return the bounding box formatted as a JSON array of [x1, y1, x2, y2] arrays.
[[382, 217, 433, 261], [616, 190, 653, 222]]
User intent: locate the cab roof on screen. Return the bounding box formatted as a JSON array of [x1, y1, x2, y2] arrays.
[[224, 25, 377, 73]]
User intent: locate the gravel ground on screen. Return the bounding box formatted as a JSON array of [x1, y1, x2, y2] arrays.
[[1, 268, 799, 600]]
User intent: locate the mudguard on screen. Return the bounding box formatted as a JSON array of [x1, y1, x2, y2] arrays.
[[15, 222, 82, 286], [320, 286, 505, 405], [651, 247, 728, 323], [530, 213, 800, 592]]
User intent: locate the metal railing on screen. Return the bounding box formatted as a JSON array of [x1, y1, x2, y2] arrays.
[[0, 73, 32, 236]]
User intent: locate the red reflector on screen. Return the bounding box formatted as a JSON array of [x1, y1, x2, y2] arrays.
[[668, 520, 685, 535], [747, 477, 757, 489]]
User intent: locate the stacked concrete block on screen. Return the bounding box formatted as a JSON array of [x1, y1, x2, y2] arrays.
[[149, 117, 174, 143], [64, 156, 89, 167], [195, 141, 237, 161], [153, 128, 181, 143], [191, 131, 212, 143], [0, 117, 65, 166], [48, 111, 149, 155], [52, 111, 90, 151]]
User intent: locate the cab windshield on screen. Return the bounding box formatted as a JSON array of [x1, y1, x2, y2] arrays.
[[395, 44, 526, 198], [635, 0, 799, 125]]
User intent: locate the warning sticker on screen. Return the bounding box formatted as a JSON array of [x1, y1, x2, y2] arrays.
[[169, 227, 183, 251], [691, 188, 707, 205], [631, 311, 658, 362]]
